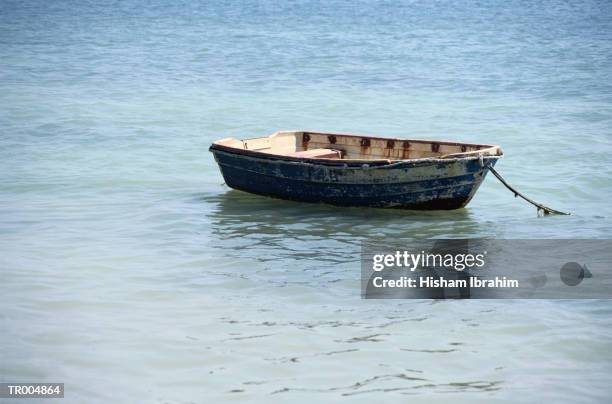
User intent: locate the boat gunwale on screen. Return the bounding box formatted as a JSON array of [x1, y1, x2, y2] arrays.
[[209, 143, 502, 168], [211, 131, 502, 166]]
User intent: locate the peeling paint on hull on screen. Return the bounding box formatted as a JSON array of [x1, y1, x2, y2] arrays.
[[210, 147, 498, 210]]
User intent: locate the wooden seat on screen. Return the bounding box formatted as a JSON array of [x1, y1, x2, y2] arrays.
[[286, 149, 342, 159]]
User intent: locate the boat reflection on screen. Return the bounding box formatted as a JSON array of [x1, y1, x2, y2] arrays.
[[199, 190, 486, 266]]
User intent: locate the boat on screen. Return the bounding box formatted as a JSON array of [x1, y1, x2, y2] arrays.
[[209, 130, 503, 210]]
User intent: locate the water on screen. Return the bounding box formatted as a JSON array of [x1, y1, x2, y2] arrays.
[[2, 0, 612, 402]]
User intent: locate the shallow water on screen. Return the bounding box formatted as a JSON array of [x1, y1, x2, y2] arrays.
[[2, 0, 612, 402]]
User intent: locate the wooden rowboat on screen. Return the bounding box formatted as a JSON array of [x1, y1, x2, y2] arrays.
[[209, 131, 503, 210]]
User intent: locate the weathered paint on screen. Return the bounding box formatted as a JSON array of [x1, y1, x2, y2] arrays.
[[209, 145, 500, 210]]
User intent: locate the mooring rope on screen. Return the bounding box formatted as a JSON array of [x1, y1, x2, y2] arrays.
[[487, 165, 570, 216]]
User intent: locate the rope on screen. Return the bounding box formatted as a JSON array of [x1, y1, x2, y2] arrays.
[[487, 165, 570, 216]]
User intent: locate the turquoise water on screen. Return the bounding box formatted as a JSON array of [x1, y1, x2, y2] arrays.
[[2, 0, 612, 402]]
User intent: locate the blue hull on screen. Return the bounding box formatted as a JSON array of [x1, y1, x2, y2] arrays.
[[210, 146, 497, 210]]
